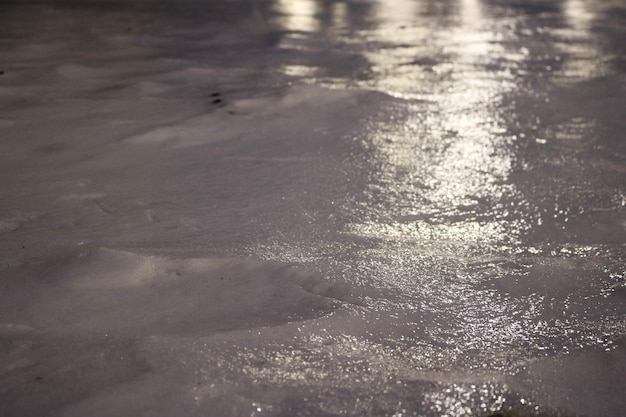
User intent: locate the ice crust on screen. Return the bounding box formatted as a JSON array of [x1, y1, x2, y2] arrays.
[[3, 248, 347, 336], [1, 0, 625, 416]]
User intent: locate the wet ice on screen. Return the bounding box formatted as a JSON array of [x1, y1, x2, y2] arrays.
[[1, 0, 625, 416]]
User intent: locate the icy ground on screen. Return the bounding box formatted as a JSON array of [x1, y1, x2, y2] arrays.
[[0, 0, 625, 416]]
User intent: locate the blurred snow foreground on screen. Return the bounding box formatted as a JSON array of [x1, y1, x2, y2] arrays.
[[1, 0, 625, 416]]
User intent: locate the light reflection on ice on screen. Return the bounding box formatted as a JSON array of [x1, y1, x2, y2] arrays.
[[373, 0, 420, 28], [282, 64, 318, 77], [458, 0, 483, 28], [555, 0, 612, 83], [563, 0, 594, 32], [330, 2, 348, 32], [275, 0, 319, 32], [423, 383, 509, 417], [343, 0, 525, 248]]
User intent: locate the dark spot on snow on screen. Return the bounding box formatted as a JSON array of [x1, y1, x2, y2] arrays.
[[220, 276, 224, 280], [212, 98, 222, 104], [0, 70, 4, 75], [34, 376, 44, 383], [210, 92, 221, 97], [21, 245, 25, 249]]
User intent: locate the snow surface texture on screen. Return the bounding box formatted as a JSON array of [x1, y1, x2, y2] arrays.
[[1, 0, 625, 416]]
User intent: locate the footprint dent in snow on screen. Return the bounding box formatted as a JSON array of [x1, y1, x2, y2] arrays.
[[17, 249, 353, 336]]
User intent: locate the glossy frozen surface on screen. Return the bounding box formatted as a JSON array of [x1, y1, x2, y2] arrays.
[[1, 0, 625, 416]]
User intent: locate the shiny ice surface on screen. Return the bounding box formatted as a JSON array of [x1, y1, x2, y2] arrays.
[[0, 0, 625, 416]]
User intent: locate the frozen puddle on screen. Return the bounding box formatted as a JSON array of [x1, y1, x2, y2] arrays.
[[1, 248, 351, 337]]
